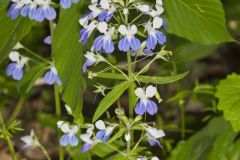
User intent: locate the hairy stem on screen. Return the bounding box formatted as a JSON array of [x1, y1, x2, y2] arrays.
[[127, 51, 134, 118]]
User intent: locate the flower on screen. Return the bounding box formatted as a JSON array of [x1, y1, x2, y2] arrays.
[[21, 129, 38, 149], [80, 124, 96, 152], [137, 157, 159, 160], [145, 17, 166, 50], [80, 21, 97, 45], [97, 0, 115, 22], [145, 126, 165, 147], [93, 22, 115, 54], [95, 120, 115, 142], [60, 0, 79, 9], [6, 51, 28, 81], [82, 51, 97, 72], [57, 121, 79, 147], [44, 65, 62, 85], [43, 35, 52, 45], [118, 25, 141, 52], [134, 85, 158, 115], [8, 0, 25, 19]]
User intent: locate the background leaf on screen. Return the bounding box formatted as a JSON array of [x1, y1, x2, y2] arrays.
[[164, 0, 234, 44], [215, 74, 240, 131], [92, 82, 131, 122], [0, 0, 34, 64], [53, 2, 84, 122], [167, 117, 238, 160]]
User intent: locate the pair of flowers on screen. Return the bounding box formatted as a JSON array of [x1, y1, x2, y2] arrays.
[[57, 120, 115, 152], [6, 51, 61, 85]]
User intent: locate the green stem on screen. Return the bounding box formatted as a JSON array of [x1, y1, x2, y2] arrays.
[[7, 96, 25, 124], [39, 144, 51, 160], [127, 51, 134, 118], [179, 101, 186, 140], [0, 110, 17, 160]]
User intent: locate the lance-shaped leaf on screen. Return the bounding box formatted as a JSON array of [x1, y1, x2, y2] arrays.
[[92, 82, 132, 122], [164, 0, 234, 44], [53, 3, 84, 122], [0, 0, 34, 64]]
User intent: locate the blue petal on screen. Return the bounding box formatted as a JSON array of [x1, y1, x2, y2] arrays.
[[35, 7, 45, 22], [106, 12, 113, 22], [20, 5, 30, 17], [60, 134, 70, 146], [98, 10, 108, 22], [60, 0, 72, 9], [44, 35, 52, 45], [12, 67, 23, 80], [6, 63, 16, 76], [156, 31, 166, 45], [82, 60, 95, 73], [96, 130, 106, 140], [93, 36, 104, 51], [147, 137, 160, 146], [55, 75, 62, 86], [103, 134, 110, 142], [72, 0, 79, 4], [8, 4, 21, 19], [81, 143, 92, 152], [44, 6, 56, 20], [146, 33, 157, 50], [44, 70, 56, 85], [135, 100, 147, 115], [103, 38, 114, 54], [80, 29, 90, 45], [163, 20, 167, 30], [118, 36, 130, 52], [146, 100, 158, 115], [69, 134, 79, 146], [29, 7, 37, 20], [130, 36, 141, 51], [143, 49, 153, 56]]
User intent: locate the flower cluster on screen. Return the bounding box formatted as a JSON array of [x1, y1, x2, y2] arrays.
[[79, 0, 166, 56], [8, 0, 56, 22]]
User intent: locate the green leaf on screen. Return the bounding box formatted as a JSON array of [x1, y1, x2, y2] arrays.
[[53, 2, 84, 122], [164, 0, 234, 44], [96, 72, 126, 80], [92, 82, 131, 122], [18, 63, 48, 93], [167, 117, 237, 160], [0, 0, 34, 64], [137, 72, 188, 84], [215, 74, 240, 131]]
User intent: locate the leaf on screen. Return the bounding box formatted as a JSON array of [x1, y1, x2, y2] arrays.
[[215, 74, 240, 131], [0, 0, 34, 64], [53, 2, 84, 122], [137, 72, 188, 84], [18, 63, 48, 93], [96, 72, 126, 80], [164, 0, 234, 44], [92, 82, 131, 122], [108, 128, 126, 143], [167, 117, 237, 160]]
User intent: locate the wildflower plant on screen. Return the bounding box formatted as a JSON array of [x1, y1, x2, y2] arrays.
[[0, 0, 234, 159]]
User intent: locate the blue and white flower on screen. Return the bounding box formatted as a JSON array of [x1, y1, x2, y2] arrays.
[[134, 85, 158, 115], [21, 129, 38, 149], [44, 65, 62, 85], [98, 0, 115, 22], [79, 4, 102, 27], [57, 121, 79, 147], [6, 51, 28, 81], [60, 0, 79, 9], [95, 120, 115, 142], [145, 17, 166, 50], [118, 25, 141, 52], [149, 0, 164, 18], [80, 124, 96, 152], [8, 0, 26, 19], [145, 126, 165, 147], [83, 51, 97, 72], [93, 22, 115, 54], [80, 21, 97, 45]]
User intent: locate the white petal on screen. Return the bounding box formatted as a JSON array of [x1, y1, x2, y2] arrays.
[[124, 133, 131, 142], [97, 22, 108, 33], [135, 88, 145, 99], [151, 157, 159, 160], [71, 125, 78, 134], [13, 43, 23, 50], [95, 120, 106, 130], [79, 16, 89, 27], [147, 127, 165, 139], [118, 25, 127, 35], [21, 135, 33, 145], [91, 0, 98, 3], [57, 121, 64, 128], [85, 51, 96, 61], [153, 17, 163, 29], [146, 85, 157, 98], [86, 124, 94, 135], [9, 51, 20, 62], [65, 105, 72, 115], [156, 0, 162, 5], [156, 5, 164, 15], [130, 25, 137, 35], [20, 57, 28, 66], [100, 0, 109, 9], [137, 5, 150, 13], [80, 133, 92, 143], [60, 123, 70, 133]]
